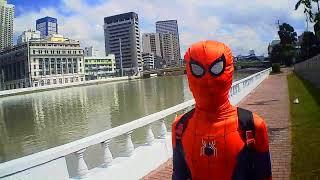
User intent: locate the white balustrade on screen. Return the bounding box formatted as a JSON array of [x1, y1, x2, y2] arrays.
[[0, 68, 271, 180], [101, 140, 113, 168], [122, 131, 135, 157], [74, 148, 89, 179], [159, 119, 167, 139], [146, 124, 155, 145]]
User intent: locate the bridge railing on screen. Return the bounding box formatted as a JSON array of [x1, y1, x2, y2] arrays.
[[0, 68, 271, 179]]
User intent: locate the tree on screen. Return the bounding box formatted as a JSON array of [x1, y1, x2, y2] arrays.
[[295, 0, 313, 30], [314, 12, 320, 38], [270, 44, 283, 64], [273, 23, 298, 66], [278, 23, 297, 45], [299, 31, 320, 60]]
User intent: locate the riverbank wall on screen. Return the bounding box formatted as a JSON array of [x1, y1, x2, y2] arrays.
[[0, 76, 140, 98]]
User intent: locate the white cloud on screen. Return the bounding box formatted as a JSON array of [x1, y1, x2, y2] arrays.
[[14, 0, 307, 56]]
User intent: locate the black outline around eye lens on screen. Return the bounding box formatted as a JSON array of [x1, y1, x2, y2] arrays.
[[189, 59, 205, 78], [209, 54, 226, 77]]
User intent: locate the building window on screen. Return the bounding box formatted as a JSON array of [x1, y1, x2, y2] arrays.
[[47, 79, 50, 85], [80, 63, 82, 67], [53, 79, 57, 84], [59, 78, 62, 84], [34, 65, 36, 70], [71, 78, 74, 83], [81, 78, 84, 81], [34, 72, 37, 76], [65, 78, 69, 83], [75, 77, 79, 82], [41, 80, 44, 86]]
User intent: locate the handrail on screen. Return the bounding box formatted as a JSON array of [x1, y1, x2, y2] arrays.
[[0, 99, 195, 177], [0, 67, 271, 178]]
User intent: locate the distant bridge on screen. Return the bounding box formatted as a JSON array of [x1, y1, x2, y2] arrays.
[[141, 66, 186, 78], [235, 60, 270, 70]]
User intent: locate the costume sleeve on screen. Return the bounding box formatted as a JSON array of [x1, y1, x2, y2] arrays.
[[172, 115, 191, 180], [253, 113, 272, 180]]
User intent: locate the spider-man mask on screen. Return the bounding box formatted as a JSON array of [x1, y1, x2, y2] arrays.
[[184, 40, 234, 112]]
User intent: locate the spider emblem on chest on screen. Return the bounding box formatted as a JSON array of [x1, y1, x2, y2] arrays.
[[200, 139, 217, 157]]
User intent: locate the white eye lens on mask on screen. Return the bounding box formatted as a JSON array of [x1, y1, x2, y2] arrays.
[[209, 55, 226, 76], [190, 60, 205, 77]]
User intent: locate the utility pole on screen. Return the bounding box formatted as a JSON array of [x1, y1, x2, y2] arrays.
[[119, 38, 123, 77], [277, 20, 281, 30]]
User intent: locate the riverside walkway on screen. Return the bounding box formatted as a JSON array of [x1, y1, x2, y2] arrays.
[[143, 70, 291, 180]]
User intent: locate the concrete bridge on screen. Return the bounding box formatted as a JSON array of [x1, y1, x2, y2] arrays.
[[141, 67, 186, 78], [0, 68, 277, 180]]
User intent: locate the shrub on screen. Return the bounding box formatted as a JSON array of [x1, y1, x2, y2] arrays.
[[272, 63, 281, 73]]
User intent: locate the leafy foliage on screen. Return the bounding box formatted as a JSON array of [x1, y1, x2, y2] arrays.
[[278, 23, 297, 45], [299, 31, 320, 61]]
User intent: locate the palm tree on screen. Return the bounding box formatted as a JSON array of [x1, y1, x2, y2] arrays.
[[295, 0, 313, 30]]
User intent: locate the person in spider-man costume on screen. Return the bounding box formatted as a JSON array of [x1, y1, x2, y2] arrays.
[[172, 40, 272, 180]]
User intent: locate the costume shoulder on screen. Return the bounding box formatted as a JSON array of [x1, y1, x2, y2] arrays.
[[252, 113, 270, 152]]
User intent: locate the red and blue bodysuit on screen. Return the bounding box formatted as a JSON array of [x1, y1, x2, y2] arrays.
[[172, 41, 272, 180]]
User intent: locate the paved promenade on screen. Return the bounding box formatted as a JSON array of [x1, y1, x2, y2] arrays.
[[143, 70, 291, 180]]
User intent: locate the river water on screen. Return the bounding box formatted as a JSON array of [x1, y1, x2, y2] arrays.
[[0, 70, 258, 169]]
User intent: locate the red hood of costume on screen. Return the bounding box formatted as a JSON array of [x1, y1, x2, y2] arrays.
[[184, 40, 234, 113]]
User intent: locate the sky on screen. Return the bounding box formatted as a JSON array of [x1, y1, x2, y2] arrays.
[[8, 0, 312, 56]]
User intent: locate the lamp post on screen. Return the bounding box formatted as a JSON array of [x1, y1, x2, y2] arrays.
[[119, 38, 123, 77]]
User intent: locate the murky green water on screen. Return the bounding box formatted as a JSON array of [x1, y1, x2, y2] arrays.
[[0, 70, 257, 166]]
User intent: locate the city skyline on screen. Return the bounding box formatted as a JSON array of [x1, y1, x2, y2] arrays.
[[8, 0, 310, 56]]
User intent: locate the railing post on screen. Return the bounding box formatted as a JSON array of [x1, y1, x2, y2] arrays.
[[159, 119, 167, 139], [101, 140, 113, 167], [146, 124, 155, 145], [123, 131, 134, 157], [74, 148, 88, 178]]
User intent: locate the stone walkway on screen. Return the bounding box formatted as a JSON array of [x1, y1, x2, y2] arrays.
[[143, 70, 292, 180]]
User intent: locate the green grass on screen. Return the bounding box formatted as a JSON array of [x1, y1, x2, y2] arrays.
[[288, 73, 320, 179]]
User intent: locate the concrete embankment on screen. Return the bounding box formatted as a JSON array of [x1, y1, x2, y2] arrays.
[[0, 76, 140, 98]]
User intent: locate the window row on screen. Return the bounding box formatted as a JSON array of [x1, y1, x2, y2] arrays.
[[32, 49, 83, 55], [34, 77, 84, 87]]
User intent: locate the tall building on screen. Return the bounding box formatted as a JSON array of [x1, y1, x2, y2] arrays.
[[142, 33, 162, 57], [0, 0, 14, 51], [0, 34, 85, 90], [17, 30, 41, 44], [84, 46, 100, 57], [36, 16, 58, 38], [160, 33, 175, 67], [104, 12, 142, 76], [156, 20, 181, 66]]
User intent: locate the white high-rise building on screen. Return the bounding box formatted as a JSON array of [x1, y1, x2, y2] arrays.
[[17, 30, 41, 44], [0, 0, 14, 51], [142, 33, 162, 58], [156, 20, 181, 66], [160, 33, 175, 67]]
